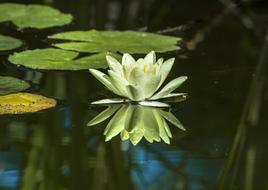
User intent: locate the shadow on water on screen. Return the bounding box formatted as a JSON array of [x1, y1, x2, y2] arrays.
[[1, 0, 268, 190]]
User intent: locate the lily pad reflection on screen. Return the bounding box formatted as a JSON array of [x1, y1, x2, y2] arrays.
[[88, 104, 185, 145]]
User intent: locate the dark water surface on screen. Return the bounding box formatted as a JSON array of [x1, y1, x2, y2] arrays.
[[0, 0, 268, 190]]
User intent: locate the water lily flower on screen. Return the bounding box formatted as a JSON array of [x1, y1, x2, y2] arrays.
[[89, 51, 187, 104], [88, 104, 185, 145]]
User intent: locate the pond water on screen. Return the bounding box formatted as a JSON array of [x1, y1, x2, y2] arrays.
[[0, 0, 268, 190]]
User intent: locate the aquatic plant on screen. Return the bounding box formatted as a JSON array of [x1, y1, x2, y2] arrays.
[[0, 76, 57, 114], [0, 93, 56, 114], [0, 34, 22, 51], [49, 30, 181, 54], [9, 48, 108, 70], [0, 3, 72, 29], [90, 51, 187, 105]]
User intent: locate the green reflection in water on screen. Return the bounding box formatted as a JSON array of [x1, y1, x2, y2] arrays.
[[88, 104, 185, 145]]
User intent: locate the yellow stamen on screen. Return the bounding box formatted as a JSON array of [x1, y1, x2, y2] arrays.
[[144, 63, 151, 73], [144, 64, 147, 73]]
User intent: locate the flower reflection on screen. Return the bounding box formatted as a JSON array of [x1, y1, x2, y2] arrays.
[[88, 104, 185, 145]]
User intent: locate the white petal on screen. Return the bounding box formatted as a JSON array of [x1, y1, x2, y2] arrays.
[[89, 69, 122, 96], [91, 98, 129, 105], [155, 58, 164, 74], [108, 70, 130, 98], [157, 58, 175, 88], [144, 51, 156, 65], [156, 58, 164, 66], [128, 66, 145, 85], [106, 55, 123, 75], [149, 93, 187, 102], [136, 58, 145, 65], [150, 76, 187, 100], [128, 67, 161, 99], [126, 85, 144, 101], [138, 101, 170, 108], [122, 53, 135, 67], [159, 93, 187, 99], [128, 67, 146, 100]]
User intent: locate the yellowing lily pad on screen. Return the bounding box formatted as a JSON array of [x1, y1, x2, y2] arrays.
[[0, 92, 56, 114], [0, 34, 22, 51], [0, 76, 30, 95], [49, 30, 181, 54], [0, 3, 72, 29], [8, 48, 108, 70]]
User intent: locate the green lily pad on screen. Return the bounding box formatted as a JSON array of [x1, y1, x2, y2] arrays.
[[49, 30, 181, 54], [0, 92, 56, 114], [0, 3, 72, 29], [0, 34, 22, 51], [0, 76, 30, 95], [8, 48, 108, 70]]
